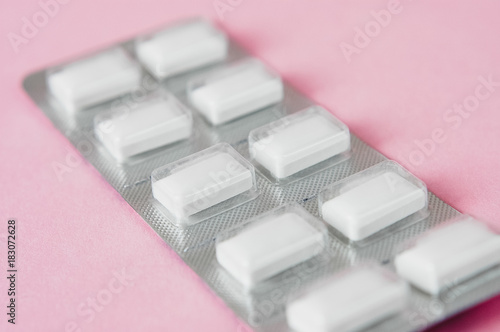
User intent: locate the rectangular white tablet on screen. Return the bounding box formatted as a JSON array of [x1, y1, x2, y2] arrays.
[[320, 162, 427, 241], [187, 59, 283, 125], [151, 143, 257, 225], [135, 19, 228, 80], [395, 217, 500, 295], [286, 266, 409, 332], [216, 204, 326, 288], [47, 47, 142, 112], [249, 106, 350, 179], [95, 95, 192, 162]]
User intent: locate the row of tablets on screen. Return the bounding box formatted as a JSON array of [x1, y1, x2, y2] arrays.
[[151, 140, 425, 237], [48, 24, 283, 129], [48, 19, 229, 111], [233, 210, 500, 296], [218, 208, 500, 332]]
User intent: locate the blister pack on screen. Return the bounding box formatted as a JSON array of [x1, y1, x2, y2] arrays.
[[23, 18, 500, 332]]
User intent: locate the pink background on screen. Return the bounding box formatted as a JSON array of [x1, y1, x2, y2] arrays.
[[1, 0, 500, 331]]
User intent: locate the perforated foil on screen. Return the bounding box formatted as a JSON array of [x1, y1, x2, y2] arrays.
[[23, 28, 500, 332]]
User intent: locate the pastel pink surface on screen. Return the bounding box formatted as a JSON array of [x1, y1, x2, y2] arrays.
[[1, 1, 500, 331]]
